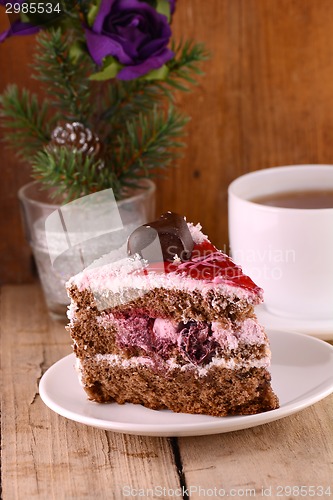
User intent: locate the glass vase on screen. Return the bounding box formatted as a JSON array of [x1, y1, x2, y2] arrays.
[[18, 180, 156, 321]]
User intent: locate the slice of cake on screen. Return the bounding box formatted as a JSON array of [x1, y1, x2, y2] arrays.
[[66, 212, 279, 416]]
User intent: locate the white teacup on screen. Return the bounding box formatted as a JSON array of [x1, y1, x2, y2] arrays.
[[228, 165, 333, 320]]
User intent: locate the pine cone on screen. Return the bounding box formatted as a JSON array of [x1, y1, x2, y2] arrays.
[[50, 122, 102, 158]]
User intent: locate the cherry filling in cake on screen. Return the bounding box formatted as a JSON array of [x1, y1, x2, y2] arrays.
[[67, 212, 279, 416], [99, 313, 268, 369]]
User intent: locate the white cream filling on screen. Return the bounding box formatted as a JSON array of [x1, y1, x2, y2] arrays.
[[67, 300, 78, 322], [75, 357, 85, 387], [91, 349, 271, 378]]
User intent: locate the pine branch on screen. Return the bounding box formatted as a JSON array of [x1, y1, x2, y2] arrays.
[[116, 106, 189, 187], [99, 80, 165, 141], [31, 147, 122, 202], [100, 41, 208, 131], [0, 85, 52, 160], [164, 39, 210, 93], [33, 29, 95, 124], [105, 80, 162, 120]]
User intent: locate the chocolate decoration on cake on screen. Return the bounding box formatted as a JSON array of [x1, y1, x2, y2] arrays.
[[127, 211, 194, 262]]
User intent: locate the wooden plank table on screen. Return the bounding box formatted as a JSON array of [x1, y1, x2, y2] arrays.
[[1, 284, 332, 499]]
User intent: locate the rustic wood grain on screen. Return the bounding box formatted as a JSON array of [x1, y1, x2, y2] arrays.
[[0, 10, 39, 284], [156, 0, 333, 252], [177, 398, 333, 499], [0, 285, 180, 499], [3, 0, 333, 283]]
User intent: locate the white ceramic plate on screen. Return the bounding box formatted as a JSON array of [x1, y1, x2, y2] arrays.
[[39, 330, 333, 437], [256, 305, 333, 340]]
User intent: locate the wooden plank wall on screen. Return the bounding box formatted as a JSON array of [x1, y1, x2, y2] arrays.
[[2, 0, 333, 284]]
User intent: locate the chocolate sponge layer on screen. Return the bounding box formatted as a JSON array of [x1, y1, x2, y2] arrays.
[[77, 358, 279, 416], [67, 284, 255, 323]]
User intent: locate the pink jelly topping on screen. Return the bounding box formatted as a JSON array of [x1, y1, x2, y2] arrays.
[[142, 241, 261, 295]]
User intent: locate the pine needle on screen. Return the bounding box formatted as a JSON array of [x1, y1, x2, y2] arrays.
[[0, 85, 52, 159]]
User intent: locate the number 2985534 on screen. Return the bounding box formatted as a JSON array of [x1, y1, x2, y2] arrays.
[[5, 3, 61, 14]]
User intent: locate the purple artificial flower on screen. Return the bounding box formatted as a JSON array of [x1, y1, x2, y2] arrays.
[[0, 21, 40, 43], [0, 1, 39, 42], [169, 0, 176, 14], [85, 0, 174, 80]]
